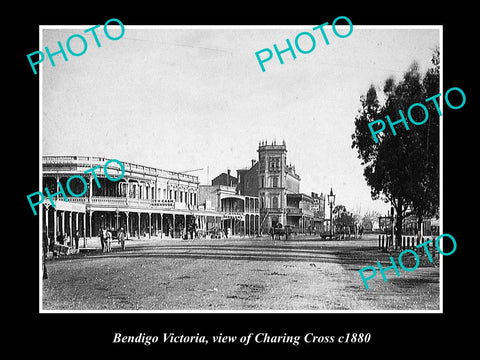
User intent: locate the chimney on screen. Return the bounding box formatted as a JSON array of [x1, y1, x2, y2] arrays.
[[251, 159, 256, 167], [227, 169, 231, 186]]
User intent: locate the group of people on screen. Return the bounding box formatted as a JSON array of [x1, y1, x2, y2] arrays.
[[99, 227, 126, 252], [269, 223, 289, 241], [55, 231, 80, 249]]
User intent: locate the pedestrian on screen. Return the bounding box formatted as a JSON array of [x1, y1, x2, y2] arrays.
[[100, 228, 106, 252], [190, 222, 196, 240], [106, 229, 112, 252], [65, 233, 70, 247], [270, 227, 274, 241], [42, 231, 49, 280], [74, 231, 80, 249], [118, 228, 126, 250], [277, 223, 284, 240]]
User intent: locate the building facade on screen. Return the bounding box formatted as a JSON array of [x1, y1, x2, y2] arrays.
[[211, 170, 237, 187], [41, 145, 322, 247], [42, 156, 217, 248], [42, 156, 260, 248], [311, 192, 326, 232], [235, 140, 316, 234], [198, 184, 260, 236], [285, 193, 314, 233]]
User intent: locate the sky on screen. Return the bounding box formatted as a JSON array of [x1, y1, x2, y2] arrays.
[[41, 25, 440, 215]]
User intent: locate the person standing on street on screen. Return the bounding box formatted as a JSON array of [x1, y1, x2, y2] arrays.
[[100, 227, 106, 252], [118, 228, 126, 250], [106, 229, 112, 252], [74, 231, 80, 249], [42, 231, 49, 279]]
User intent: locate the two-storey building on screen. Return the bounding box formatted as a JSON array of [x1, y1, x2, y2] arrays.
[[199, 170, 260, 236], [41, 156, 226, 248]]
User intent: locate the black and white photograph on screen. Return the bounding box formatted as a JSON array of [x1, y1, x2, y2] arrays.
[[17, 6, 472, 355], [39, 24, 442, 312]]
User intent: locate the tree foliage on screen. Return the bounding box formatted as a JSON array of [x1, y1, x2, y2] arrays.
[[351, 48, 440, 242], [333, 204, 355, 228]]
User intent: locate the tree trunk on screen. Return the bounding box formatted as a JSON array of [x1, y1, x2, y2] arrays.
[[395, 198, 404, 250], [417, 213, 424, 241], [395, 215, 403, 250]]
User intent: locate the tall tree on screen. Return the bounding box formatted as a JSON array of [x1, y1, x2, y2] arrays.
[[351, 50, 440, 246], [361, 210, 381, 230], [409, 48, 440, 233], [333, 205, 355, 233]]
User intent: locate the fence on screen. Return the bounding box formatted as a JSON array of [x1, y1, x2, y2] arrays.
[[378, 234, 437, 257]]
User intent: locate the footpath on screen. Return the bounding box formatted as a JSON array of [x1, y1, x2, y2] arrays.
[[46, 233, 356, 258]]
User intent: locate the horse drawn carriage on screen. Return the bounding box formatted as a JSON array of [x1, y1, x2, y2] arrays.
[[270, 224, 294, 240]]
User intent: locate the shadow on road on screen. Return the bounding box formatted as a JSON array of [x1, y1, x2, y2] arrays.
[[53, 241, 393, 268]]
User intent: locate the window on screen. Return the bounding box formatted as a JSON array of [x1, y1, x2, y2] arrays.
[[272, 177, 278, 188], [269, 157, 280, 170], [272, 196, 278, 209]]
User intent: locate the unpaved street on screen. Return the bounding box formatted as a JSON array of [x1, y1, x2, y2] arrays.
[[42, 234, 439, 311]]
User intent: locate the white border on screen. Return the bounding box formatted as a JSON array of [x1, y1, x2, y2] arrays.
[[38, 24, 443, 314]]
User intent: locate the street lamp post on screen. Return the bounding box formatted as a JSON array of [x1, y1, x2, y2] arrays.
[[327, 188, 335, 237], [114, 209, 121, 230]]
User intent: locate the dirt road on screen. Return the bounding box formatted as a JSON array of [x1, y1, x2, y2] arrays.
[[42, 234, 439, 311]]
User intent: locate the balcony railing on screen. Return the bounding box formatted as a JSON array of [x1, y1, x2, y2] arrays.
[[222, 211, 245, 220], [262, 207, 283, 213], [285, 208, 302, 215], [285, 207, 314, 217], [65, 196, 195, 210], [43, 155, 198, 183], [90, 197, 128, 205]]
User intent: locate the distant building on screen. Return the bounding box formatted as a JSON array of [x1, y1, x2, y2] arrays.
[[198, 182, 259, 236], [311, 192, 326, 232], [236, 160, 259, 197], [211, 169, 237, 187], [285, 193, 314, 233], [235, 140, 315, 234]]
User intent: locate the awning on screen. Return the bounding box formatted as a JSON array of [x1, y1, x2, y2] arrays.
[[219, 194, 245, 201]]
